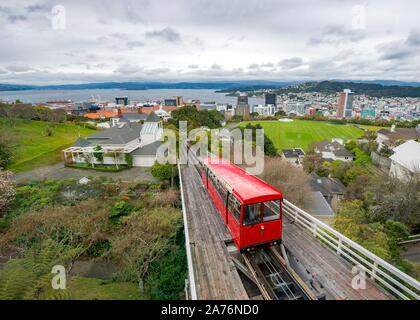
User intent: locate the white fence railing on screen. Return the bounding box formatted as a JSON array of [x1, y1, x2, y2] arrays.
[[281, 199, 420, 300], [178, 161, 198, 300]]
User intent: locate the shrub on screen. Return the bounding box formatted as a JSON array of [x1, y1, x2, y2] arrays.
[[93, 145, 103, 163], [151, 162, 176, 182], [0, 171, 15, 217], [109, 201, 133, 224], [125, 154, 133, 168], [0, 130, 15, 168], [147, 242, 186, 299]]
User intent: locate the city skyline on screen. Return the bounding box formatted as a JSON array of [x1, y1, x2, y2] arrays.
[[1, 0, 420, 84]]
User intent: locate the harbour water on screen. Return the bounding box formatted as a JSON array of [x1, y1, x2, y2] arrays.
[[0, 89, 266, 105]]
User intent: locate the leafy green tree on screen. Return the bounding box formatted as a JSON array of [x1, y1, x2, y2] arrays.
[[169, 105, 223, 130], [151, 162, 177, 183], [125, 153, 133, 168], [93, 145, 104, 163], [242, 123, 277, 156], [342, 165, 371, 185], [0, 130, 15, 168]]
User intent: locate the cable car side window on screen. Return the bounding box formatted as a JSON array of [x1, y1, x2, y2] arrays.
[[227, 194, 241, 223], [262, 200, 280, 222]]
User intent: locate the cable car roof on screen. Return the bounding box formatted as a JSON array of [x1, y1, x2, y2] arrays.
[[205, 156, 283, 204]]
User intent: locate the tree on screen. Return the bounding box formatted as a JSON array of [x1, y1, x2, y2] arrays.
[[360, 141, 378, 155], [93, 145, 103, 163], [379, 144, 393, 157], [169, 105, 223, 130], [334, 200, 390, 259], [151, 162, 178, 185], [241, 123, 277, 156], [250, 112, 259, 119], [366, 175, 420, 230], [0, 130, 15, 168], [342, 165, 371, 185], [302, 152, 322, 173], [258, 157, 311, 207], [0, 170, 15, 217], [362, 130, 377, 141]]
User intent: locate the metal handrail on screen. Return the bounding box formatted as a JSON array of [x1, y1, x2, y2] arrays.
[[280, 199, 420, 300]]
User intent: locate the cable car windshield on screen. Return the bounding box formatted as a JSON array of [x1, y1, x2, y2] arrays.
[[243, 200, 281, 226]]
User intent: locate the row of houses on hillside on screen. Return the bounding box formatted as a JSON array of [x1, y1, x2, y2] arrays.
[[282, 139, 355, 167]]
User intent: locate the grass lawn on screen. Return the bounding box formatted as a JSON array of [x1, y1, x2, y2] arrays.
[[0, 118, 96, 173], [67, 277, 146, 300], [352, 124, 388, 132], [241, 120, 365, 152]]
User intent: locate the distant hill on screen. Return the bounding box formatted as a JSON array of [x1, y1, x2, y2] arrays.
[[2, 80, 420, 97], [279, 80, 420, 97], [0, 81, 294, 92]]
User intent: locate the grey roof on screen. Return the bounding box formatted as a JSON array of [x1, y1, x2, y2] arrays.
[[118, 113, 147, 122], [73, 123, 142, 147], [73, 138, 91, 147], [145, 111, 161, 122], [282, 148, 305, 158], [309, 172, 346, 196], [303, 191, 335, 216], [316, 140, 354, 158], [130, 140, 162, 156], [377, 128, 420, 141]]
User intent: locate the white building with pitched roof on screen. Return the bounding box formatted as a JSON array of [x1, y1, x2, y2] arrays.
[[389, 140, 420, 181], [63, 111, 163, 168]]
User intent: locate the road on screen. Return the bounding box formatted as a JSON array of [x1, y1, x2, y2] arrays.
[[12, 162, 157, 183]]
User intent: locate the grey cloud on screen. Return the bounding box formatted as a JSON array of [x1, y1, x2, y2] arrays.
[[248, 63, 259, 69], [278, 57, 304, 69], [406, 29, 420, 46], [1, 0, 420, 83], [145, 68, 171, 75], [6, 65, 35, 73], [308, 24, 365, 46], [8, 14, 27, 23], [380, 47, 414, 61], [126, 41, 144, 49], [145, 27, 181, 42], [378, 30, 420, 61], [114, 64, 143, 74], [26, 4, 48, 13]]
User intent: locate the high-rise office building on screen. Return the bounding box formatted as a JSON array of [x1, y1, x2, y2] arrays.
[[237, 93, 249, 107], [115, 96, 129, 105], [337, 89, 354, 118], [265, 93, 277, 106], [236, 105, 250, 119]]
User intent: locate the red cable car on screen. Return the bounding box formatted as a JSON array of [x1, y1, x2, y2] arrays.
[[195, 156, 283, 253]]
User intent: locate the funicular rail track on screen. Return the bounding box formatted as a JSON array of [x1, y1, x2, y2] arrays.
[[243, 248, 316, 300]]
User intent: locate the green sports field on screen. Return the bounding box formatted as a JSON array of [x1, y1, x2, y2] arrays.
[[241, 120, 365, 152]]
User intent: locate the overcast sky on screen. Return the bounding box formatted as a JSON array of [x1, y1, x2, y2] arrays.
[[1, 0, 419, 84]]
